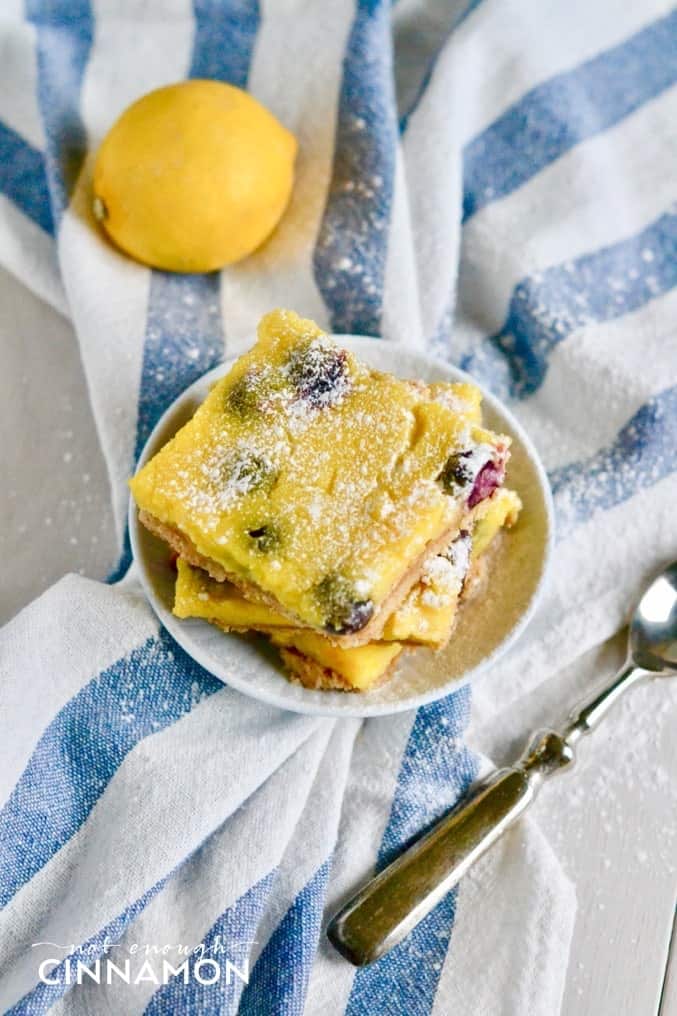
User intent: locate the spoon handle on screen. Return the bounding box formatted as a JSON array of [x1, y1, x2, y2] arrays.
[[327, 728, 574, 966], [563, 661, 645, 743], [328, 662, 649, 967]]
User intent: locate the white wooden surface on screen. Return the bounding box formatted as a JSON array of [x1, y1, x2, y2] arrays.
[[0, 268, 117, 618], [473, 633, 677, 1016], [2, 265, 676, 1015]]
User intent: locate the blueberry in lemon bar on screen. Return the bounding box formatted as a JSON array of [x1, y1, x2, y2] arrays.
[[130, 309, 512, 648], [172, 487, 520, 691]]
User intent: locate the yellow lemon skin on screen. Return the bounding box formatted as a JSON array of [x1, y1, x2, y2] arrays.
[[93, 80, 297, 272]]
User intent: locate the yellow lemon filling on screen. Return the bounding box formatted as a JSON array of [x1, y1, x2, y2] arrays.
[[173, 486, 521, 690], [131, 309, 509, 638], [382, 487, 522, 644], [472, 488, 521, 559], [269, 631, 402, 692], [173, 560, 402, 691]]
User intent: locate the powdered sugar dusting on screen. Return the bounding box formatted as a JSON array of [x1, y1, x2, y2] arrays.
[[132, 310, 510, 626]]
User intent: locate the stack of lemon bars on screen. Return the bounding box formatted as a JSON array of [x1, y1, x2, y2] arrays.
[[129, 310, 521, 693]]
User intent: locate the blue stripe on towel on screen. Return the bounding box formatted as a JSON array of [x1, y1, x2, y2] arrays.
[[0, 628, 223, 909], [550, 384, 677, 537], [7, 873, 171, 1015], [191, 0, 260, 82], [0, 121, 53, 234], [145, 871, 276, 1015], [25, 0, 94, 224], [462, 209, 677, 398], [132, 271, 224, 463], [115, 0, 260, 580], [133, 0, 262, 461], [346, 688, 478, 1015], [239, 860, 331, 1016], [313, 0, 397, 336], [463, 11, 677, 221]]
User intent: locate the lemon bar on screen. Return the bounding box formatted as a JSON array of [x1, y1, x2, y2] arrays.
[[173, 489, 521, 645], [172, 487, 521, 691], [131, 309, 510, 646]]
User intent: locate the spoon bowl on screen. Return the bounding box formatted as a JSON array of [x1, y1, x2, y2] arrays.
[[629, 560, 677, 673]]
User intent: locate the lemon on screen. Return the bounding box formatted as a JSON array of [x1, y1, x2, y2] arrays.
[[92, 80, 297, 272]]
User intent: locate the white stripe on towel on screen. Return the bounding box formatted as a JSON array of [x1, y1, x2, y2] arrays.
[[304, 711, 416, 1014], [455, 86, 677, 348], [433, 818, 576, 1016], [217, 0, 355, 353], [510, 287, 677, 473], [0, 17, 45, 149], [56, 0, 196, 541], [51, 725, 337, 1015], [0, 575, 157, 806], [0, 690, 320, 1011]]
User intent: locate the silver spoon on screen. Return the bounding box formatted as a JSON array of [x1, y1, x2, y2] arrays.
[[327, 559, 677, 966]]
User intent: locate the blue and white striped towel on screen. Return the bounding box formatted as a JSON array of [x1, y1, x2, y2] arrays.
[[1, 0, 676, 1012]]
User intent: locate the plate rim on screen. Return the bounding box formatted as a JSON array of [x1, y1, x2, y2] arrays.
[[129, 335, 555, 718]]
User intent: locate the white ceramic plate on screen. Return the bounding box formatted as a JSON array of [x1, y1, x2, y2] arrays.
[[130, 337, 553, 718]]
